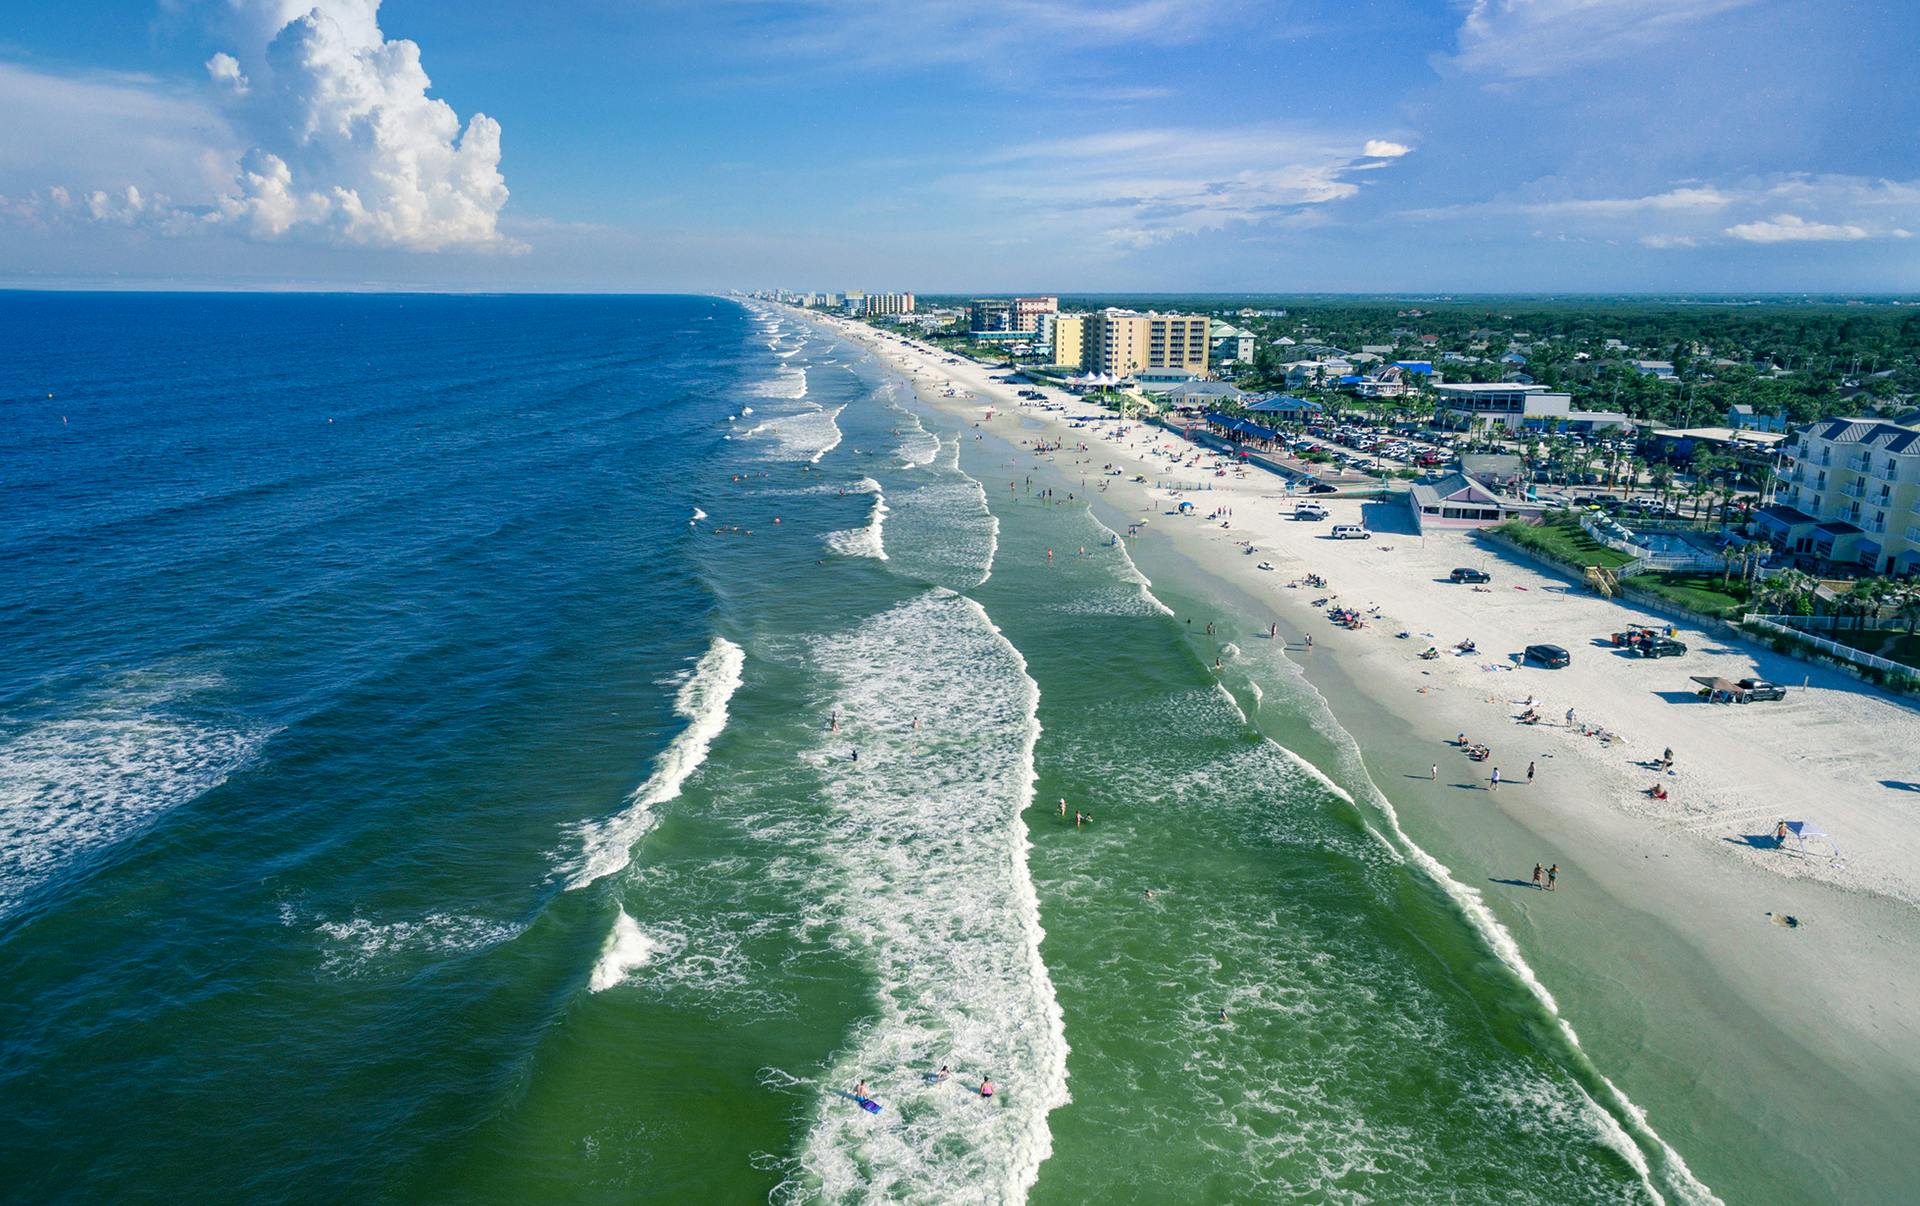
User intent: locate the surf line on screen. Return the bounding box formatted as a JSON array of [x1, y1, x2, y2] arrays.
[[564, 636, 745, 891]]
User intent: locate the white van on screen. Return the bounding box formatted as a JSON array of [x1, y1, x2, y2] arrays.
[[1330, 524, 1370, 540], [1293, 502, 1328, 521]]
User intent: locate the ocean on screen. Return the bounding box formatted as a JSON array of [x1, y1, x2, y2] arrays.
[[0, 294, 1712, 1203]]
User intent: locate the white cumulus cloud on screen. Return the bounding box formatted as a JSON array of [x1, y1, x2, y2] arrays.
[[1363, 139, 1412, 158], [1724, 213, 1869, 243], [203, 0, 515, 251]]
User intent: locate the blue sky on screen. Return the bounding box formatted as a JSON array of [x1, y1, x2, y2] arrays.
[[2, 0, 1917, 291]]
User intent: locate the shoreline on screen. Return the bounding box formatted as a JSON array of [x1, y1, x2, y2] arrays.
[[795, 307, 1920, 1203]]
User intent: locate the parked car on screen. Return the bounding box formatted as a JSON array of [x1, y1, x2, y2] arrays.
[[1306, 481, 1338, 495], [1524, 644, 1571, 668], [1738, 678, 1787, 701], [1449, 567, 1491, 583], [1635, 637, 1688, 658], [1330, 524, 1371, 540], [1294, 502, 1329, 521]]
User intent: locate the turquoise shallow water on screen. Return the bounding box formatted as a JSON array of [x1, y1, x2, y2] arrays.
[[0, 294, 1712, 1203]]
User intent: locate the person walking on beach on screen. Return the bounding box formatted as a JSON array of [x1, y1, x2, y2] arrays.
[[1304, 634, 1313, 649], [1532, 862, 1544, 888], [1547, 864, 1559, 891], [1490, 766, 1501, 791], [1527, 760, 1536, 785], [1565, 707, 1576, 727], [1431, 763, 1439, 781]]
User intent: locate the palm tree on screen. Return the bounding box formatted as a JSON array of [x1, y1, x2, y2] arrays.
[[1894, 581, 1920, 635], [1757, 568, 1817, 616], [1650, 463, 1676, 511], [1744, 538, 1775, 582], [1720, 543, 1744, 587], [1837, 578, 1887, 632]]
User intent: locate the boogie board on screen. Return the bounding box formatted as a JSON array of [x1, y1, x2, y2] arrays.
[[855, 1096, 883, 1114]]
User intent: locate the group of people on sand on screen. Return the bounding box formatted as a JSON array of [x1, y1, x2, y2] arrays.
[[1529, 862, 1561, 891]]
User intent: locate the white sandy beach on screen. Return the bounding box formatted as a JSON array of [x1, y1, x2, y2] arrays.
[[799, 308, 1920, 1199]]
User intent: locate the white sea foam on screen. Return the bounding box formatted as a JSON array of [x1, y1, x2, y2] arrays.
[[875, 439, 998, 590], [780, 591, 1068, 1204], [0, 682, 270, 917], [589, 907, 659, 992], [564, 636, 745, 890], [311, 910, 523, 975], [752, 365, 809, 400], [824, 478, 889, 560], [755, 404, 845, 463]]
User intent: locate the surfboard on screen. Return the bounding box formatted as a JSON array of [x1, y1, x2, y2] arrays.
[[856, 1096, 882, 1114]]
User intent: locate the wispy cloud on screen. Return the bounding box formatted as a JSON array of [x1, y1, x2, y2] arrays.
[[947, 126, 1413, 247], [1444, 0, 1759, 80], [1402, 174, 1920, 249], [1725, 213, 1874, 243]]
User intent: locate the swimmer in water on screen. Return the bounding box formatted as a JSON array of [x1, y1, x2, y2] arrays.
[[980, 1076, 995, 1098]]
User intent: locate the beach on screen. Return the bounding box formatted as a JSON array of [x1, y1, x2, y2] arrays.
[[807, 308, 1920, 1203]]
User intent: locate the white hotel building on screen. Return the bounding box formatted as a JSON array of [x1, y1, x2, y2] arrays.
[[1762, 417, 1920, 574]]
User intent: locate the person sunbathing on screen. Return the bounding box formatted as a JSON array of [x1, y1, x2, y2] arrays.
[[1645, 784, 1669, 800]]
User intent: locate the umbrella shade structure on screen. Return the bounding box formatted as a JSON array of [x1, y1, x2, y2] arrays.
[[1774, 820, 1843, 863], [1691, 675, 1747, 702]]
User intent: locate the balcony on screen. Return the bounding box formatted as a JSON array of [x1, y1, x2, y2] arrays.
[[1840, 482, 1867, 499]]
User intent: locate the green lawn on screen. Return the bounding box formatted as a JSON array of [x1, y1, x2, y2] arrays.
[[1823, 627, 1920, 671], [1492, 513, 1634, 569], [1628, 571, 1753, 619]]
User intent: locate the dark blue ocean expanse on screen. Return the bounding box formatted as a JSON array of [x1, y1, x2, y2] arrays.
[[0, 294, 758, 1192], [0, 294, 1714, 1205]]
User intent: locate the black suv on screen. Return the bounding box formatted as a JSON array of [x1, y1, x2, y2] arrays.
[[1634, 637, 1688, 658], [1449, 567, 1491, 583], [1524, 644, 1571, 668]]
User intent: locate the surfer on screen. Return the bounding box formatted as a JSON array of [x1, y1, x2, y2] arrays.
[[855, 1080, 869, 1098]]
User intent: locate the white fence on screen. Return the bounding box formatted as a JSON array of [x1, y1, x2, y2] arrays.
[[1743, 613, 1906, 675]]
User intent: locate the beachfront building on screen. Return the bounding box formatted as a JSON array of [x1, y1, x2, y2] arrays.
[[1247, 395, 1324, 424], [1434, 383, 1572, 429], [1013, 296, 1058, 331], [1040, 313, 1085, 368], [1084, 309, 1210, 378], [1408, 471, 1542, 532], [969, 295, 1058, 334], [1763, 417, 1920, 573], [1728, 403, 1788, 433], [860, 292, 915, 316], [1209, 322, 1256, 364]]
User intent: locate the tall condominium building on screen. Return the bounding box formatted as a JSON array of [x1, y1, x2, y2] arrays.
[[1012, 296, 1058, 331], [1763, 417, 1920, 573], [861, 292, 915, 316], [970, 296, 1059, 333], [1083, 309, 1210, 376], [1041, 313, 1085, 368]]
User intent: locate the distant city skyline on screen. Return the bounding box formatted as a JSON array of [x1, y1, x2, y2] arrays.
[[3, 0, 1917, 292]]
